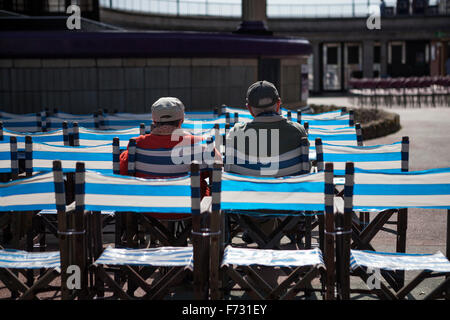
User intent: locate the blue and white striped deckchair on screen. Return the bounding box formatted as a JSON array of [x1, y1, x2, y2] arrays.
[[0, 111, 37, 119], [208, 164, 336, 300], [76, 126, 141, 148], [0, 115, 41, 133], [0, 171, 56, 211], [0, 171, 60, 299], [220, 171, 326, 213], [102, 114, 152, 130], [52, 117, 97, 130], [127, 138, 213, 178], [315, 137, 409, 176], [0, 161, 90, 299], [337, 163, 450, 300], [1, 128, 66, 151], [53, 111, 94, 120], [0, 249, 60, 269], [308, 126, 363, 161], [27, 141, 117, 174], [0, 248, 63, 300], [185, 110, 219, 120], [82, 170, 195, 214], [315, 137, 409, 244], [82, 162, 210, 299], [223, 139, 310, 178], [280, 108, 347, 121]]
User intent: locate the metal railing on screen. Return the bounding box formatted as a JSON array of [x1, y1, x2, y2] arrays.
[[99, 0, 241, 17], [99, 0, 444, 18]]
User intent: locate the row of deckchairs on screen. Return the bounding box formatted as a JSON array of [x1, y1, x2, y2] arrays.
[[0, 107, 353, 132], [0, 131, 396, 181], [0, 161, 448, 299]]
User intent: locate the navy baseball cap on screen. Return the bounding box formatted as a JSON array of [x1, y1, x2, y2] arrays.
[[246, 80, 280, 108]]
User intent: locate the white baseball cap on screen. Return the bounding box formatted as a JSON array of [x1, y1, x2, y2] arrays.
[[151, 97, 185, 122]]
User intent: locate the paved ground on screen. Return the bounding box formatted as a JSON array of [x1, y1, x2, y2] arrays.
[[1, 97, 449, 300], [308, 96, 450, 299]]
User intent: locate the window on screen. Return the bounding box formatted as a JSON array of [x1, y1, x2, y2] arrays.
[[347, 45, 359, 64], [374, 45, 381, 63], [327, 46, 338, 65]]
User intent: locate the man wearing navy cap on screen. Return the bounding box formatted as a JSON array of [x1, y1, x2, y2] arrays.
[[226, 80, 308, 244]]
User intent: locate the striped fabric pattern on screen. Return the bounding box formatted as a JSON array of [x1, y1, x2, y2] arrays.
[[299, 116, 351, 129], [221, 245, 324, 267], [0, 249, 60, 269], [31, 142, 114, 173], [94, 246, 193, 269], [221, 171, 325, 212], [83, 170, 192, 213], [352, 168, 450, 211], [309, 127, 359, 160], [318, 142, 403, 176], [77, 127, 141, 148], [2, 128, 65, 150], [1, 115, 40, 132], [309, 127, 359, 147], [224, 146, 309, 177], [0, 140, 12, 173], [350, 250, 450, 272], [102, 115, 152, 130], [0, 171, 56, 211], [133, 144, 212, 177], [285, 108, 346, 121]]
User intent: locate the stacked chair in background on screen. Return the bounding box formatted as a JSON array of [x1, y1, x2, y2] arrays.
[[349, 76, 450, 108]]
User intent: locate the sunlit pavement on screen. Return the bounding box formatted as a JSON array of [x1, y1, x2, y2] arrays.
[[307, 96, 450, 299]]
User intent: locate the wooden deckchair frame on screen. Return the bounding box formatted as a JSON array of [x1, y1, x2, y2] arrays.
[[122, 137, 199, 249], [336, 162, 450, 300], [0, 161, 88, 300], [209, 163, 336, 300], [316, 136, 410, 289], [221, 135, 313, 249], [89, 162, 211, 300]]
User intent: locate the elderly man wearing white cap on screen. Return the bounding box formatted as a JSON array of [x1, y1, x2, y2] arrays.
[[119, 97, 219, 219]]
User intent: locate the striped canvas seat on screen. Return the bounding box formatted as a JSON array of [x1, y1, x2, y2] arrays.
[[221, 246, 324, 268], [299, 116, 353, 129], [0, 171, 56, 211], [209, 164, 335, 300], [281, 108, 346, 121], [29, 142, 115, 174], [79, 162, 210, 299], [309, 127, 361, 148], [0, 249, 60, 269], [224, 144, 310, 178], [1, 128, 65, 150], [352, 167, 450, 212], [350, 250, 450, 273], [1, 115, 40, 132], [94, 246, 193, 269], [185, 111, 219, 120], [223, 132, 310, 177], [128, 140, 212, 177], [77, 127, 141, 148], [53, 112, 94, 120], [83, 170, 193, 214], [52, 117, 97, 129], [315, 138, 408, 176], [102, 115, 152, 130], [335, 163, 450, 300], [0, 138, 18, 175], [221, 171, 325, 213]]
